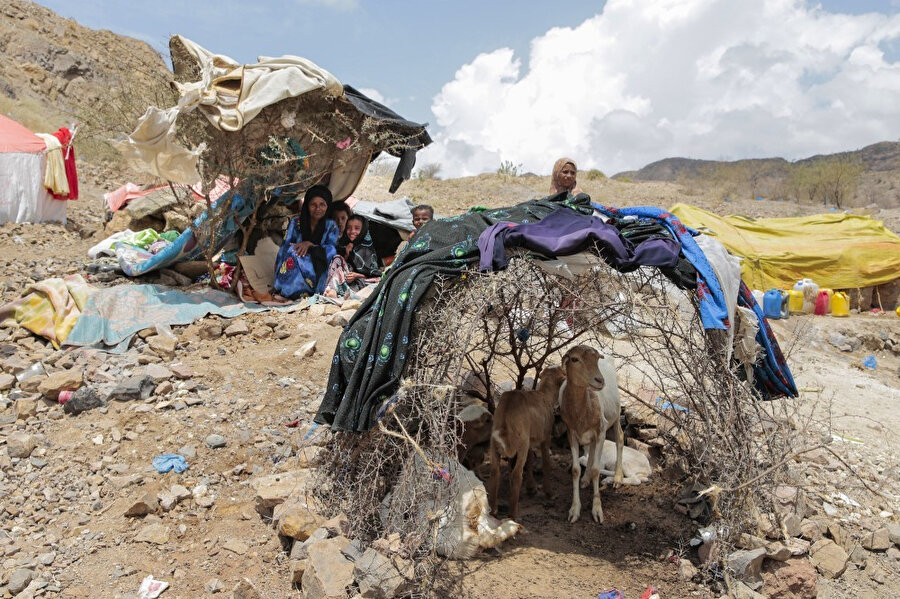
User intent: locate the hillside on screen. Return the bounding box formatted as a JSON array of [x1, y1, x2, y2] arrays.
[[0, 0, 172, 167], [613, 142, 900, 209]]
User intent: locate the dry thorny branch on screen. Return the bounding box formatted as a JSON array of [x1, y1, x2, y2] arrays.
[[313, 255, 823, 592]]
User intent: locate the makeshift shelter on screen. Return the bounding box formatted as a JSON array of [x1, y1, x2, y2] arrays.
[[114, 35, 432, 279], [670, 203, 900, 292], [0, 115, 67, 224], [312, 194, 800, 580]]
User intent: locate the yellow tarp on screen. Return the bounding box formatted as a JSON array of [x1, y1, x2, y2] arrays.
[[669, 203, 900, 291]]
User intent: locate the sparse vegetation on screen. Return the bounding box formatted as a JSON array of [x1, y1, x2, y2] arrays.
[[497, 160, 522, 177], [415, 162, 442, 180], [585, 168, 606, 181]]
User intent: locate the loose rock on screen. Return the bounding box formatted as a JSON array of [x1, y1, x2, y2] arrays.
[[37, 369, 82, 399], [353, 548, 407, 598], [6, 431, 37, 458], [810, 539, 849, 579]]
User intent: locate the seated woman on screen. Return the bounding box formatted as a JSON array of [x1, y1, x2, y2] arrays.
[[550, 157, 584, 196], [273, 185, 339, 299], [325, 215, 382, 297]]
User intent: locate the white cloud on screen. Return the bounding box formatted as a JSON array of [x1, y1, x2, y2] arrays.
[[357, 87, 386, 104], [421, 0, 900, 177]]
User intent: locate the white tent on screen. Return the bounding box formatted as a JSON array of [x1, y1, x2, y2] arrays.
[[0, 114, 66, 224]]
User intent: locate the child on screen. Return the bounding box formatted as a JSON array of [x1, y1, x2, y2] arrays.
[[325, 215, 381, 297], [411, 204, 434, 229], [341, 215, 381, 283]]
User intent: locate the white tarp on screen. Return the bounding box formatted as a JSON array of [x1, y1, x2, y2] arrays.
[[119, 35, 343, 183], [0, 152, 66, 224], [173, 35, 343, 132]]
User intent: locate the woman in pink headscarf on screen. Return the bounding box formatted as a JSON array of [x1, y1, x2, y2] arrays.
[[550, 157, 584, 196]]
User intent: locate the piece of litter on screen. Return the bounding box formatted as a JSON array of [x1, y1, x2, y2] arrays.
[[597, 590, 625, 599], [640, 587, 660, 599], [137, 575, 169, 599], [656, 397, 689, 413], [862, 355, 877, 370], [152, 454, 188, 474], [832, 492, 860, 507]]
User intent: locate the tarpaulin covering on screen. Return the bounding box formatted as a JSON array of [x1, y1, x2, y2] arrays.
[[669, 203, 900, 290]]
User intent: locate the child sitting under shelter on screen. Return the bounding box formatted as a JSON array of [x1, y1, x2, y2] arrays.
[[325, 215, 382, 297]]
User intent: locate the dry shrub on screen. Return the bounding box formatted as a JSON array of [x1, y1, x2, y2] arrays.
[[316, 254, 807, 592]]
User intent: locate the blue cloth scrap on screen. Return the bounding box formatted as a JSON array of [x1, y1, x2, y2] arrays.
[[593, 205, 730, 330], [598, 590, 625, 599], [656, 398, 690, 413], [152, 454, 188, 474]]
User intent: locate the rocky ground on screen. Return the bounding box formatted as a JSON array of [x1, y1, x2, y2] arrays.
[[0, 178, 898, 599]]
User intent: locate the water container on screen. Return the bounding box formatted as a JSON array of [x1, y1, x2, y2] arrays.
[[794, 279, 819, 313], [763, 289, 784, 319], [779, 292, 791, 320], [787, 290, 804, 313], [831, 292, 850, 317], [814, 290, 830, 315]]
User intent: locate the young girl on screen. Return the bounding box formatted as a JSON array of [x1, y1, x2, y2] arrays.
[[325, 215, 381, 297]]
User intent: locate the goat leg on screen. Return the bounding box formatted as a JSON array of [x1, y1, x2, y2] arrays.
[[539, 441, 554, 498], [589, 440, 604, 523], [524, 450, 538, 496], [612, 419, 625, 489], [488, 440, 502, 517], [580, 445, 594, 489], [567, 430, 582, 523], [509, 445, 527, 520]]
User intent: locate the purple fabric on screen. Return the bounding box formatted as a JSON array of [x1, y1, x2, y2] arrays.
[[478, 208, 681, 272]]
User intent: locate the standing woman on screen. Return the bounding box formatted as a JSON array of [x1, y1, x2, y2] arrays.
[[550, 157, 584, 196], [274, 185, 339, 299]]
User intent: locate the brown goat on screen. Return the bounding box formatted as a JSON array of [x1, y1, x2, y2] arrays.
[[559, 345, 623, 523], [488, 366, 567, 519]]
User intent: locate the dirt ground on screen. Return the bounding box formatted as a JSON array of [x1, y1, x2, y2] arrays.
[[0, 176, 898, 598]]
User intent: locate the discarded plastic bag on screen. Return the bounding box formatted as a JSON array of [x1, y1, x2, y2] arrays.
[[862, 355, 877, 370], [152, 454, 188, 474], [137, 575, 169, 599], [598, 590, 625, 599]]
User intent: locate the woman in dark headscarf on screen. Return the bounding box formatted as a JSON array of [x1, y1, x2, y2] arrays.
[[274, 185, 339, 299], [550, 157, 584, 196]]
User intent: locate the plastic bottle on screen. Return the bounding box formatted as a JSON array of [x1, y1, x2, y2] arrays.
[[763, 289, 783, 319], [787, 289, 804, 313], [15, 361, 45, 383], [814, 290, 830, 315], [794, 279, 819, 313], [831, 292, 850, 317]]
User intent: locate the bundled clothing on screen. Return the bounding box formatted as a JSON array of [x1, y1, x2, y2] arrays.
[[594, 205, 731, 331], [478, 209, 681, 274]]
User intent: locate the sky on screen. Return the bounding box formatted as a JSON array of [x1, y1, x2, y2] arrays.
[[39, 0, 900, 177]]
